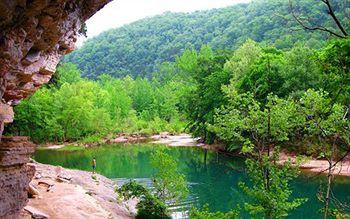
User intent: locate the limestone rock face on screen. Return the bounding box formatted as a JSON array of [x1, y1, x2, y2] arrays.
[[0, 136, 35, 219], [0, 0, 111, 138]]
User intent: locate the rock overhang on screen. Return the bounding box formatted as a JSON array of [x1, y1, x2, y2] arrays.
[[0, 1, 112, 217]]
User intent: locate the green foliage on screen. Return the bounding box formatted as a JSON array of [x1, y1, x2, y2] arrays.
[[178, 46, 232, 143], [136, 193, 170, 219], [55, 63, 82, 86], [240, 153, 307, 218], [181, 40, 323, 145], [280, 45, 322, 98], [189, 204, 239, 219], [116, 181, 170, 219], [318, 38, 350, 105], [300, 89, 350, 156], [227, 41, 322, 102], [65, 0, 349, 79], [150, 149, 189, 204], [211, 88, 303, 151], [116, 180, 149, 200], [116, 152, 187, 219], [212, 87, 307, 217], [237, 51, 286, 102], [7, 63, 188, 143], [299, 89, 350, 217]]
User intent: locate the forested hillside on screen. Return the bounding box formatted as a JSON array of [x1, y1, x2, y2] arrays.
[[65, 0, 349, 79]]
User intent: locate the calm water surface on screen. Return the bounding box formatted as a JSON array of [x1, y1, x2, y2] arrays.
[[34, 144, 350, 218]]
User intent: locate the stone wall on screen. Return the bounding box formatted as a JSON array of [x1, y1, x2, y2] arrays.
[[0, 0, 112, 217], [0, 136, 35, 219]]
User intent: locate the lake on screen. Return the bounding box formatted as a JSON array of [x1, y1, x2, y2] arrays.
[[34, 144, 350, 218]]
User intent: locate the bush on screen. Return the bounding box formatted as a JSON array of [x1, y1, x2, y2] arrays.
[[137, 194, 170, 219], [116, 181, 170, 219], [150, 149, 189, 204], [189, 204, 239, 219]]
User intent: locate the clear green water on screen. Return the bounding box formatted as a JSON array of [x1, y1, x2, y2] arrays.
[[34, 144, 350, 218]]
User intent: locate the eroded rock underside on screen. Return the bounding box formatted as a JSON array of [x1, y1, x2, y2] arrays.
[[0, 1, 111, 217]]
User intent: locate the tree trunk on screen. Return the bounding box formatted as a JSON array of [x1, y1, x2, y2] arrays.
[[265, 107, 272, 219], [323, 142, 336, 219]]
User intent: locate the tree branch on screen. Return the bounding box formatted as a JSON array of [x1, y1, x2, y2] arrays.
[[310, 150, 350, 177], [323, 0, 348, 36], [289, 0, 347, 38]]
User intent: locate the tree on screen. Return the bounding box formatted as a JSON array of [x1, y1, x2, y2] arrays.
[[150, 149, 189, 204], [117, 149, 189, 218], [189, 204, 239, 219], [179, 46, 232, 143], [211, 88, 307, 218], [300, 90, 350, 218], [131, 78, 156, 119], [116, 181, 170, 219], [280, 45, 322, 98], [319, 38, 350, 106], [236, 51, 286, 103], [227, 41, 322, 102], [50, 62, 82, 87]]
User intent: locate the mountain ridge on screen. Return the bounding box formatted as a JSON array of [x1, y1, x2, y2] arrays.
[[65, 0, 348, 79]]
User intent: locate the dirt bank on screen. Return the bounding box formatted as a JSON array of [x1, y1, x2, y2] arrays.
[[279, 152, 350, 177], [21, 162, 136, 219]]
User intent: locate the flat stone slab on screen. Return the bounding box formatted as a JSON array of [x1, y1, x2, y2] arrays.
[[24, 206, 49, 219]]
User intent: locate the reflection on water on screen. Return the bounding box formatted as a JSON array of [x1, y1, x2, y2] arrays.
[[34, 144, 350, 218]]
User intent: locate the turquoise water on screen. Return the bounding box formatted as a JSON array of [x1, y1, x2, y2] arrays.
[[34, 144, 350, 218]]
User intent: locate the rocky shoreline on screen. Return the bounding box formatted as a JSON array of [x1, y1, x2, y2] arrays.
[[21, 161, 136, 219]]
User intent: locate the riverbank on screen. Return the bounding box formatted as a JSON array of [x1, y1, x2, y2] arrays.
[[21, 161, 136, 219], [279, 152, 350, 177], [39, 133, 224, 150], [151, 135, 350, 177]]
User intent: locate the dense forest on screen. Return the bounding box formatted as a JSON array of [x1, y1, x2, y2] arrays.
[[6, 63, 189, 142], [6, 0, 350, 217], [65, 0, 349, 79]]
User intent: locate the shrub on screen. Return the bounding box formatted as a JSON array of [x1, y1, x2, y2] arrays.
[[116, 181, 170, 219], [189, 204, 239, 219]]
